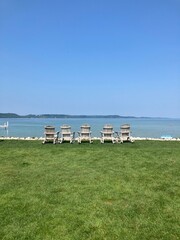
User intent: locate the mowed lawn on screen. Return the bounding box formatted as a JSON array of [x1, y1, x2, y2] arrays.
[[0, 140, 179, 240]]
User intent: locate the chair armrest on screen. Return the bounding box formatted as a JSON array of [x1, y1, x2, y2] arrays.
[[55, 131, 60, 137], [100, 131, 104, 136], [71, 132, 75, 137]]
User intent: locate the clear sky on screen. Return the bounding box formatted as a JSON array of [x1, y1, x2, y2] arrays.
[[0, 0, 179, 117]]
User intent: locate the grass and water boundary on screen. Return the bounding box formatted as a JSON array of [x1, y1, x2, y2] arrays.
[[0, 140, 180, 239]]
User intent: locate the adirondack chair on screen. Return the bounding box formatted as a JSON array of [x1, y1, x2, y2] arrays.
[[43, 126, 59, 144], [59, 124, 75, 143], [100, 124, 116, 143], [115, 124, 134, 143], [77, 124, 93, 143]]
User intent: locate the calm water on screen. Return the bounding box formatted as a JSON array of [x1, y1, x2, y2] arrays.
[[0, 118, 180, 138]]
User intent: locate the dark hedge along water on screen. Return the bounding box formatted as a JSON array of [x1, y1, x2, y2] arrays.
[[0, 118, 180, 138]]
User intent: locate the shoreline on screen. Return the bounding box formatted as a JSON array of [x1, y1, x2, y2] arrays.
[[0, 136, 180, 141]]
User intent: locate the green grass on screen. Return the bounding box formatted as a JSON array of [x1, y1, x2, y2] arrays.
[[0, 140, 180, 240]]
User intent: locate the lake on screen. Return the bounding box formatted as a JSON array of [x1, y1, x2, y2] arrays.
[[0, 118, 180, 138]]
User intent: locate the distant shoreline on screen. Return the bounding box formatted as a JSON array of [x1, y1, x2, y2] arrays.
[[0, 113, 140, 119], [0, 113, 177, 119]]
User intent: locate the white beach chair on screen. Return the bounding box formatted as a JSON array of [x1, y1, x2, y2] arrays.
[[100, 124, 116, 143], [59, 124, 75, 143], [43, 126, 59, 144], [77, 124, 93, 143], [115, 124, 134, 143]]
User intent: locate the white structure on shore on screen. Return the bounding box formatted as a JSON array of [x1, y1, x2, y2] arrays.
[[0, 121, 8, 130]]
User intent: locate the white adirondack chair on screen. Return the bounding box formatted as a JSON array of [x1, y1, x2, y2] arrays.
[[43, 126, 59, 144], [77, 124, 93, 143], [59, 125, 75, 143], [115, 124, 134, 143], [100, 124, 116, 143]]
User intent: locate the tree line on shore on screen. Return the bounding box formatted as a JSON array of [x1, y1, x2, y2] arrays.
[[0, 113, 137, 119]]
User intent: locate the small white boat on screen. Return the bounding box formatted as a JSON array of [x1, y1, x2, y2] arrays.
[[0, 121, 9, 129]]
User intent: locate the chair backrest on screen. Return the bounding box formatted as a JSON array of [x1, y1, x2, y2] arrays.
[[120, 124, 130, 133], [80, 124, 91, 133], [103, 124, 113, 133], [61, 125, 71, 133], [44, 126, 55, 133]]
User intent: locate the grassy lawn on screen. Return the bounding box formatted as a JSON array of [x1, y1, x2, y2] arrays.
[[0, 140, 179, 240]]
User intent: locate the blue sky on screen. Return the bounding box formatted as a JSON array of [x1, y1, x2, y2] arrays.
[[0, 0, 179, 117]]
